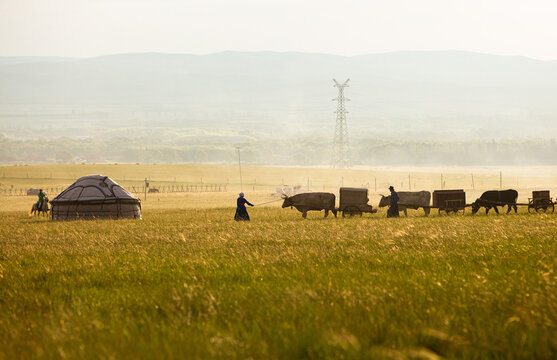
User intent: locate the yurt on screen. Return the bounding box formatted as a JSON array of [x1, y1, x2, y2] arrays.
[[50, 175, 141, 220]]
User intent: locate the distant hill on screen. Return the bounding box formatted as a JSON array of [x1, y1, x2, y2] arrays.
[[1, 51, 556, 139], [0, 56, 77, 65]]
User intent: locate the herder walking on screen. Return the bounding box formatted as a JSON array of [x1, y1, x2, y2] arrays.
[[387, 186, 400, 218], [234, 192, 254, 221]]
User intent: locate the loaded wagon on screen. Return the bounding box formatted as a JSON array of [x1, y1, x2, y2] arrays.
[[433, 189, 466, 215], [338, 187, 376, 217], [528, 190, 554, 213]]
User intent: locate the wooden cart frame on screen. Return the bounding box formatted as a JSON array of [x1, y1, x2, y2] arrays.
[[338, 187, 376, 217], [528, 190, 555, 213], [433, 189, 467, 215]]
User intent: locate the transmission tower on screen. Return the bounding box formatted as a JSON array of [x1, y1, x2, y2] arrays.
[[332, 78, 351, 168]]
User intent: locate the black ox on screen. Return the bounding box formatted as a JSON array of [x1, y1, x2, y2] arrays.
[[472, 189, 518, 215]]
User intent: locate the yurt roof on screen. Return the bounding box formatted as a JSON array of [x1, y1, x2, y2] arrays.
[[51, 175, 139, 203]]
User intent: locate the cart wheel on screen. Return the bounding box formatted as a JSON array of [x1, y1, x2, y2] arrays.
[[536, 206, 546, 213], [344, 206, 361, 217], [536, 203, 554, 213], [528, 205, 534, 213]]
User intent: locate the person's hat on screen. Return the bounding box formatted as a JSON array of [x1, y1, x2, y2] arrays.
[[239, 192, 244, 197], [389, 186, 394, 190]]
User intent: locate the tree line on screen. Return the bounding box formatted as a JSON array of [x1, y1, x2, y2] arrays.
[[1, 134, 556, 166]]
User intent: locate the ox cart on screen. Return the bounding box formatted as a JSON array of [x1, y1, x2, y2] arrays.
[[432, 189, 466, 215], [528, 190, 554, 213], [339, 187, 376, 217]]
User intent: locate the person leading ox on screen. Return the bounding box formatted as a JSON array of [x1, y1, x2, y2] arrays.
[[234, 192, 254, 221], [387, 186, 400, 218]]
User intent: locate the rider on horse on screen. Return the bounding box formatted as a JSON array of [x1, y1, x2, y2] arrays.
[[37, 189, 46, 210]]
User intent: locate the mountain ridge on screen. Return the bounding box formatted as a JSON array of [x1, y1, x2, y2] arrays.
[[1, 50, 556, 140], [2, 49, 556, 63]]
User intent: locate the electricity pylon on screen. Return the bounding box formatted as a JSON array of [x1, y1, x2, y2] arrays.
[[332, 78, 350, 168]]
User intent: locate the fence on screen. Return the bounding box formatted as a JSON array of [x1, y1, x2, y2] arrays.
[[0, 186, 66, 197], [129, 184, 227, 194], [0, 184, 227, 197]]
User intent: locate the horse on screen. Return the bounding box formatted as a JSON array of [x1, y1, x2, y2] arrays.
[[30, 196, 50, 217]]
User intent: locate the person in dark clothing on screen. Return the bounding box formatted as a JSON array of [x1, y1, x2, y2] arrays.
[[387, 186, 400, 218], [234, 192, 254, 221]]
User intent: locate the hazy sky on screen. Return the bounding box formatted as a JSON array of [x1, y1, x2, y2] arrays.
[[1, 0, 556, 59]]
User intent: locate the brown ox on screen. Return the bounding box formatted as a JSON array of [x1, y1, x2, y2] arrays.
[[282, 192, 337, 219], [378, 191, 431, 216]]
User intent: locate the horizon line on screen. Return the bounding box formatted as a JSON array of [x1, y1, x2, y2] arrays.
[[0, 49, 555, 62]]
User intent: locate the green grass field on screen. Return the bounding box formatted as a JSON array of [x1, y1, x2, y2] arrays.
[[1, 164, 556, 359]]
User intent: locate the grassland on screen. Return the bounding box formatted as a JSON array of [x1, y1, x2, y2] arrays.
[[3, 163, 557, 196], [1, 164, 556, 359]]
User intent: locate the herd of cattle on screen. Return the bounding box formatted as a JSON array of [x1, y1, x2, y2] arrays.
[[280, 188, 524, 218]]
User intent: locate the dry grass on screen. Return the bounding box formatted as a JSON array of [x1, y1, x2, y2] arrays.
[[0, 164, 556, 358], [3, 164, 557, 196]]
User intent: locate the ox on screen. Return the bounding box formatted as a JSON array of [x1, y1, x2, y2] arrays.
[[472, 189, 518, 215], [378, 191, 431, 216], [282, 192, 337, 219]]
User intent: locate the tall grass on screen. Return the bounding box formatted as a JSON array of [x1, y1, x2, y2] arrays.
[[1, 207, 555, 359]]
